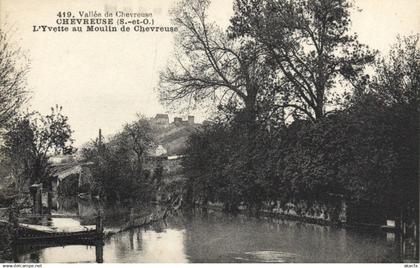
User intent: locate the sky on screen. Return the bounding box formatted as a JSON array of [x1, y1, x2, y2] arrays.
[[0, 0, 419, 147]]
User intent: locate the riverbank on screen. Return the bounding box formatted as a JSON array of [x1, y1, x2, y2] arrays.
[[107, 204, 169, 236], [203, 202, 386, 232]]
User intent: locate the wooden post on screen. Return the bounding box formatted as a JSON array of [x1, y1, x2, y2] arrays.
[[403, 222, 407, 235], [8, 207, 18, 228], [95, 242, 104, 263], [96, 210, 103, 235], [39, 184, 43, 215], [94, 209, 104, 263], [29, 185, 37, 215], [47, 190, 52, 215], [78, 167, 82, 189], [9, 205, 19, 243], [402, 239, 406, 258], [31, 193, 36, 214], [400, 208, 403, 233], [130, 208, 134, 227], [415, 223, 419, 260], [29, 184, 43, 215], [400, 226, 403, 261], [12, 246, 19, 263], [129, 229, 134, 250]]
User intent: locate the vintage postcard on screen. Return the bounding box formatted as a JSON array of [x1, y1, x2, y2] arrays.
[[0, 0, 418, 264]]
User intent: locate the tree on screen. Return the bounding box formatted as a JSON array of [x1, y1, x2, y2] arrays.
[[229, 0, 375, 121], [346, 35, 420, 221], [182, 116, 277, 212], [159, 0, 275, 125], [2, 105, 74, 188], [370, 35, 419, 108], [122, 114, 155, 174], [0, 29, 29, 126], [81, 114, 157, 204], [277, 34, 420, 220]]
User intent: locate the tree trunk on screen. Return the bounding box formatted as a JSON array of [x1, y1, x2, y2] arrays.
[[314, 105, 324, 121], [243, 92, 258, 145]]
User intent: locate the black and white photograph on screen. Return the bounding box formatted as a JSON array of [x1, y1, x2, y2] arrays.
[[0, 0, 418, 264]]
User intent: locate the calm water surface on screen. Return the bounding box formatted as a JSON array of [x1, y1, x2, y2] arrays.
[[15, 200, 400, 263]]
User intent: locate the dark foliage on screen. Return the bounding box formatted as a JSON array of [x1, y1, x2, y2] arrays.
[[1, 106, 74, 189], [81, 116, 157, 204], [183, 98, 418, 223]]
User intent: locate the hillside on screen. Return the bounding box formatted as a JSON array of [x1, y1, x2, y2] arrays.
[[154, 124, 200, 155]]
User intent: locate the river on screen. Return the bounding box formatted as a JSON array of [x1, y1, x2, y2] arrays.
[[14, 198, 401, 263]]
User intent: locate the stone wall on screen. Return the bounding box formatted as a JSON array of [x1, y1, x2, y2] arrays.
[[261, 198, 347, 224]]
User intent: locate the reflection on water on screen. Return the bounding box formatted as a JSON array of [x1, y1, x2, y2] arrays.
[[178, 212, 399, 263], [15, 200, 401, 263], [104, 228, 188, 262], [19, 245, 97, 263], [50, 218, 95, 232], [231, 251, 298, 263]]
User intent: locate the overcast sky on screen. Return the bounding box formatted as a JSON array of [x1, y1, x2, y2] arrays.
[[1, 0, 419, 146]]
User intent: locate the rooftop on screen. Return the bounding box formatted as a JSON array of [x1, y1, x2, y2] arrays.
[[155, 114, 169, 119]]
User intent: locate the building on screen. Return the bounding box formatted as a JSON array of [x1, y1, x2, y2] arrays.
[[173, 117, 183, 125], [153, 114, 170, 128], [172, 115, 195, 126], [156, 145, 167, 156]]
